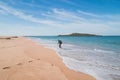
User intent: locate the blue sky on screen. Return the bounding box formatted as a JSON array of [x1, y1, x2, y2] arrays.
[[0, 0, 120, 36]]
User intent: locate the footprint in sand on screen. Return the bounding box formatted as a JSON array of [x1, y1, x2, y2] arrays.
[[28, 60, 33, 63], [37, 58, 40, 60], [51, 64, 54, 66], [17, 63, 23, 65], [2, 66, 10, 69]]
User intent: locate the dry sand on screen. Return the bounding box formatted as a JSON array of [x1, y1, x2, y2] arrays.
[[0, 37, 96, 80]]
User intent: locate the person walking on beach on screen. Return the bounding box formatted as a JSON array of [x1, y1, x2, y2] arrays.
[[58, 40, 62, 48]]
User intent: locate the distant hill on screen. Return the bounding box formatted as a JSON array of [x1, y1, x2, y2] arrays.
[[58, 33, 100, 36]]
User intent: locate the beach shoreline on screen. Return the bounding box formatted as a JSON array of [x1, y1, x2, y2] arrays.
[[0, 36, 95, 80]]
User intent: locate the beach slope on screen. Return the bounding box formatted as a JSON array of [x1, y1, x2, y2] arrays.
[[0, 37, 95, 80]]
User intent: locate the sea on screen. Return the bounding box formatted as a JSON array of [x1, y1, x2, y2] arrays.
[[28, 36, 120, 80]]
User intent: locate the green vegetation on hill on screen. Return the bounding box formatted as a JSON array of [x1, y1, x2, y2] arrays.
[[58, 33, 100, 36]]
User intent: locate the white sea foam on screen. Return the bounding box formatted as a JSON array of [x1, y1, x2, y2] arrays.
[[28, 37, 120, 80]]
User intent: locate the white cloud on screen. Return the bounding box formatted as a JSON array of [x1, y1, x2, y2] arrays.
[[0, 2, 60, 26], [78, 10, 120, 21], [78, 10, 101, 18], [41, 8, 86, 24], [0, 1, 120, 35], [52, 8, 86, 21], [0, 9, 6, 14]]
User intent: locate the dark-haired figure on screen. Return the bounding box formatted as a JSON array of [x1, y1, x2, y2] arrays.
[[58, 40, 62, 48]]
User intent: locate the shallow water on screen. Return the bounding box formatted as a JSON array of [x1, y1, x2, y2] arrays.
[[28, 36, 120, 80]]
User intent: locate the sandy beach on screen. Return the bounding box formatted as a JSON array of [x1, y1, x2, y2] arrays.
[[0, 37, 95, 80]]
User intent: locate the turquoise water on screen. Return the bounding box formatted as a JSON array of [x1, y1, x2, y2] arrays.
[[29, 36, 120, 52], [28, 36, 120, 80]]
